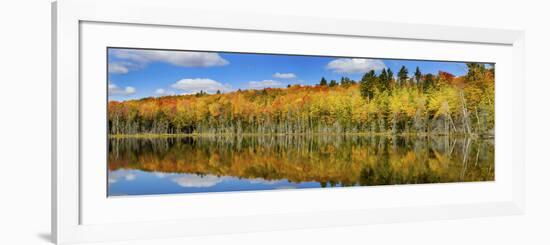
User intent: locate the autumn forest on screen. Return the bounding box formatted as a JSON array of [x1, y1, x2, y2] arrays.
[[108, 63, 494, 137], [107, 48, 495, 195]]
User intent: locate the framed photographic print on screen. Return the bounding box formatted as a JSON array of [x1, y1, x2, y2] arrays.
[[52, 0, 525, 244], [106, 48, 496, 196]]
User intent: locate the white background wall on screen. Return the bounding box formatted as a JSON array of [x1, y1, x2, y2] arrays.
[[1, 0, 548, 244]]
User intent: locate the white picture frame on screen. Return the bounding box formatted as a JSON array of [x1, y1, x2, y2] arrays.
[[52, 0, 525, 244]]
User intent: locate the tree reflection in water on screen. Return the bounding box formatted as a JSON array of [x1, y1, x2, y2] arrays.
[[108, 135, 494, 196]]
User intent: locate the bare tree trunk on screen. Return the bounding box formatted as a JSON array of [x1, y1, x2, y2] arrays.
[[474, 106, 481, 134], [447, 113, 457, 134], [459, 91, 472, 135], [460, 138, 471, 180]]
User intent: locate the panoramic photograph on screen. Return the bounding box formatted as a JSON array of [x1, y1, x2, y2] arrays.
[[107, 48, 495, 196]]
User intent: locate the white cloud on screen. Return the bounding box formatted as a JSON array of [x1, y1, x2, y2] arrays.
[[125, 173, 136, 181], [275, 186, 297, 189], [154, 172, 167, 178], [171, 78, 231, 94], [273, 72, 297, 79], [248, 178, 280, 185], [248, 80, 283, 89], [108, 62, 129, 74], [108, 83, 136, 96], [108, 61, 146, 74], [111, 49, 229, 68], [108, 61, 142, 74], [326, 58, 386, 74], [172, 174, 224, 188], [108, 170, 136, 183], [154, 88, 176, 96]]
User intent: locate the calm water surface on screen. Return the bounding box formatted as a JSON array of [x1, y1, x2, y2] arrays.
[[107, 135, 494, 196]]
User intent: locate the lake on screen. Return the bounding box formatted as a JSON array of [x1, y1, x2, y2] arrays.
[[107, 135, 494, 196]]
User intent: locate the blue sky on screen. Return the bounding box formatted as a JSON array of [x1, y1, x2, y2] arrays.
[[108, 48, 488, 101]]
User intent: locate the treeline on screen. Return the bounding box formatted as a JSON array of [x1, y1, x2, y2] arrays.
[[108, 63, 494, 136]]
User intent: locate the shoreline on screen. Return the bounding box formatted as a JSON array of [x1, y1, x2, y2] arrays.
[[108, 132, 494, 139]]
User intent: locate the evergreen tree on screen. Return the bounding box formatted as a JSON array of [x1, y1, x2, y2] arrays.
[[466, 63, 486, 82], [340, 77, 356, 86], [360, 70, 377, 99], [397, 66, 408, 86], [423, 73, 435, 91], [195, 90, 207, 97], [414, 66, 422, 88], [329, 79, 338, 87], [387, 68, 394, 87], [379, 68, 389, 91], [319, 77, 328, 86], [340, 77, 349, 87]]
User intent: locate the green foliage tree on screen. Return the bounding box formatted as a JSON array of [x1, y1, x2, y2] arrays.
[[378, 68, 392, 91], [387, 68, 394, 85], [397, 66, 409, 86], [414, 66, 422, 88], [340, 77, 354, 87], [360, 70, 378, 100], [423, 73, 435, 91], [466, 63, 486, 82], [329, 79, 338, 87], [319, 77, 328, 86]]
